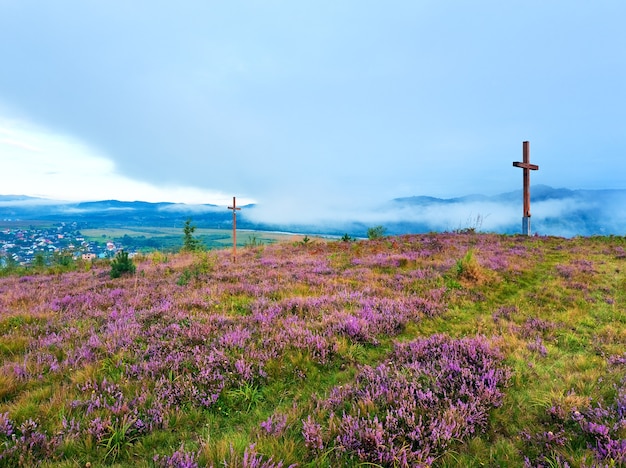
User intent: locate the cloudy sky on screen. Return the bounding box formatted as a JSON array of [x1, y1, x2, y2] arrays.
[[0, 1, 624, 221]]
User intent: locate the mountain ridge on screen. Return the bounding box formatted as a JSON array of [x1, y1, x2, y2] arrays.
[[1, 185, 626, 237]]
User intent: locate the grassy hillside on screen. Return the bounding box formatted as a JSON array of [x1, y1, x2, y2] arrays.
[[1, 233, 625, 467]]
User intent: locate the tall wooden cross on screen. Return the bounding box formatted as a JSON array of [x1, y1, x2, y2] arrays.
[[227, 196, 241, 262], [512, 141, 539, 236]]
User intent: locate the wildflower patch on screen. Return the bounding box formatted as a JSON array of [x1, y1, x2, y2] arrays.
[[304, 334, 511, 466]]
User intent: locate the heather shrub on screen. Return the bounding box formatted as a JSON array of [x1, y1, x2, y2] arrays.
[[224, 443, 296, 468], [0, 416, 57, 467], [521, 354, 626, 466], [154, 447, 199, 468], [305, 334, 511, 466], [1, 233, 624, 466]]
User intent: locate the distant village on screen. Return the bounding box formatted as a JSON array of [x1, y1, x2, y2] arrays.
[[0, 222, 132, 267]]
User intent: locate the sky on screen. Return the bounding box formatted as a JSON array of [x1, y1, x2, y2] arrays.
[[0, 1, 624, 224]]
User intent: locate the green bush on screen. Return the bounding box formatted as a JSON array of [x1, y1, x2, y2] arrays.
[[110, 250, 136, 278], [367, 225, 387, 240]]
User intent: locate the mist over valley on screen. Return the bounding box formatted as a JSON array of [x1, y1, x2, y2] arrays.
[[2, 185, 626, 239]]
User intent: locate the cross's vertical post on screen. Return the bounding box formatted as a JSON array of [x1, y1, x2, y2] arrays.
[[513, 141, 539, 235], [227, 196, 241, 262]]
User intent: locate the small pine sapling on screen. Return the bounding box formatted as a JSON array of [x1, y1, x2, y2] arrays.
[[110, 250, 136, 278], [182, 219, 203, 252]]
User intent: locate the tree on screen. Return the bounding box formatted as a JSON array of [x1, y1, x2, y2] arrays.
[[33, 252, 46, 269], [1, 254, 17, 272], [110, 250, 136, 278], [367, 225, 387, 240], [182, 219, 203, 252]]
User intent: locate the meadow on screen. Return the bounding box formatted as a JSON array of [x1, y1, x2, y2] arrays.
[[81, 227, 300, 252], [0, 233, 625, 467]]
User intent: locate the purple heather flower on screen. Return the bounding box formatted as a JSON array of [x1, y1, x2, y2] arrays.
[[527, 336, 548, 357], [260, 413, 288, 436], [238, 443, 296, 468], [0, 412, 14, 437], [302, 415, 324, 452], [153, 448, 199, 468]]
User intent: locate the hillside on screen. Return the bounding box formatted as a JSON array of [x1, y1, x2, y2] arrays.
[[1, 233, 625, 466]]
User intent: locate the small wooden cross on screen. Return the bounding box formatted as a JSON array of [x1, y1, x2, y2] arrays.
[[513, 141, 539, 235], [227, 196, 241, 262]]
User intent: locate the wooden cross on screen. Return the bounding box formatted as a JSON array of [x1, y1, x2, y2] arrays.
[[227, 196, 241, 261], [512, 141, 539, 235]]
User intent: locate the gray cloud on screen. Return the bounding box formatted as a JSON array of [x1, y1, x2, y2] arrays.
[[0, 2, 624, 217]]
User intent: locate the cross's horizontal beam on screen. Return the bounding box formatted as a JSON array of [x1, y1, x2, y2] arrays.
[[512, 162, 539, 171]]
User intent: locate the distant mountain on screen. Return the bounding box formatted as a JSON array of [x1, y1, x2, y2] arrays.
[[393, 185, 578, 206], [1, 186, 626, 237], [0, 197, 241, 229], [74, 200, 175, 211], [391, 185, 626, 237], [0, 195, 43, 202]]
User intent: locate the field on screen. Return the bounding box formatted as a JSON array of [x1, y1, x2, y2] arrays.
[[1, 233, 625, 467], [81, 227, 305, 251]]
